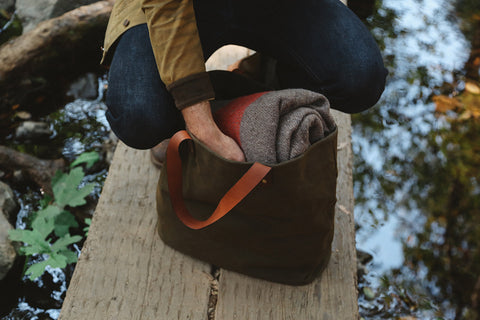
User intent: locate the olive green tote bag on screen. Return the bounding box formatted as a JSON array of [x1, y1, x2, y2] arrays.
[[156, 126, 338, 286]]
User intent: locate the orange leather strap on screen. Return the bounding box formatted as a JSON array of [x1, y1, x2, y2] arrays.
[[166, 130, 271, 230]]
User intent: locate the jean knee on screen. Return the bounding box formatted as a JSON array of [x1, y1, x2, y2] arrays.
[[337, 62, 388, 113], [106, 99, 183, 149]]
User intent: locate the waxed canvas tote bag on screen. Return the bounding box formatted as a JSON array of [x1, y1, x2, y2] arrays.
[[156, 90, 338, 285]]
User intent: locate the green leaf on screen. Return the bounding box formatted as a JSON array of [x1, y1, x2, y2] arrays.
[[31, 216, 55, 240], [53, 167, 94, 207], [25, 252, 70, 280], [22, 242, 51, 256], [52, 167, 84, 206], [39, 194, 53, 209], [83, 218, 91, 236], [31, 206, 61, 238], [47, 252, 68, 269], [37, 205, 62, 219], [70, 151, 100, 169], [8, 229, 30, 242], [58, 249, 78, 264], [25, 259, 50, 280], [51, 234, 82, 252], [53, 211, 79, 237], [9, 229, 51, 255]]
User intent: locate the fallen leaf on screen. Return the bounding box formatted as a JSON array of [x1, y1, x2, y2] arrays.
[[432, 95, 462, 113], [473, 109, 480, 118], [465, 82, 480, 95], [458, 110, 473, 121], [35, 96, 46, 103], [363, 287, 375, 300], [458, 91, 480, 120], [11, 104, 20, 110], [15, 111, 32, 120], [474, 57, 480, 67]]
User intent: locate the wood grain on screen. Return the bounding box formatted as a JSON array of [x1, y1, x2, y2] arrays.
[[59, 145, 212, 320], [214, 111, 358, 320], [60, 106, 357, 320]]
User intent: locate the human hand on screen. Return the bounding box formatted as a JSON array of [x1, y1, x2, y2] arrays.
[[195, 128, 245, 162], [181, 100, 245, 162]]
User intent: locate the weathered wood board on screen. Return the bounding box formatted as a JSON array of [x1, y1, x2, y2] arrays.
[[60, 1, 358, 316], [58, 145, 213, 320], [59, 109, 357, 320], [214, 110, 357, 320]]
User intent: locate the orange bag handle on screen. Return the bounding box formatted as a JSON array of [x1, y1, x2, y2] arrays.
[[166, 130, 271, 230]]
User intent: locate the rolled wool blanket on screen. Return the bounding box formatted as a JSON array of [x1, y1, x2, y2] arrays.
[[214, 88, 337, 164]]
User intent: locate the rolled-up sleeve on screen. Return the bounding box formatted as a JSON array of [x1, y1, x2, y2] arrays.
[[142, 0, 215, 109]]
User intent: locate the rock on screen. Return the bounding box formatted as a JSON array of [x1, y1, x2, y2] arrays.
[[357, 249, 373, 279], [15, 121, 53, 140], [67, 73, 98, 100], [15, 0, 98, 33], [0, 0, 15, 11], [0, 211, 16, 280], [0, 181, 18, 221], [103, 130, 118, 165], [12, 170, 24, 184], [357, 249, 373, 265]]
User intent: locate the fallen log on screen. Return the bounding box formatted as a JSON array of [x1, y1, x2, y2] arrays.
[[0, 0, 113, 82], [0, 145, 65, 194], [0, 0, 114, 112]]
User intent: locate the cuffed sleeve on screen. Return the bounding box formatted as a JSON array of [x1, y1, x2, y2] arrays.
[[167, 72, 215, 110]]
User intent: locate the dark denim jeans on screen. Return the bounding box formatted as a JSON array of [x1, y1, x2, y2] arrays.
[[106, 0, 387, 149]]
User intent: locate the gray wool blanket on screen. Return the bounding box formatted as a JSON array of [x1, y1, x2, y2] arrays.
[[238, 89, 336, 164]]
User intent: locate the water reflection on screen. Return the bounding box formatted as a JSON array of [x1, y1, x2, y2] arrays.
[[354, 0, 480, 318]]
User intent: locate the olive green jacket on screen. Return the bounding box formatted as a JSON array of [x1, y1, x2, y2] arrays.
[[102, 0, 215, 109]]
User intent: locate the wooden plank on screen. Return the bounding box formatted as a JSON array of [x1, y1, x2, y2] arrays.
[[61, 1, 357, 316], [214, 110, 358, 320], [208, 5, 359, 315], [59, 145, 213, 320], [61, 113, 357, 319]]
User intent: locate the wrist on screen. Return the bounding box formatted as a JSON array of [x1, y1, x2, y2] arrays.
[[181, 100, 221, 139]]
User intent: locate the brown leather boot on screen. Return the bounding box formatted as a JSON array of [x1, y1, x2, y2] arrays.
[[150, 139, 169, 169]]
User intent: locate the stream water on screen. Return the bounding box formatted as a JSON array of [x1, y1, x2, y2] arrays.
[[355, 0, 479, 319], [1, 0, 479, 319], [0, 76, 111, 319]]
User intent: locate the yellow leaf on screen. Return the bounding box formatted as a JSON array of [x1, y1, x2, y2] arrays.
[[458, 110, 473, 121], [15, 111, 32, 120], [432, 95, 462, 113], [465, 82, 480, 95], [472, 109, 480, 119], [473, 57, 480, 67], [458, 91, 480, 118]]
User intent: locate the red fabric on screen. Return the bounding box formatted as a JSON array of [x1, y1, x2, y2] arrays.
[[213, 92, 269, 146]]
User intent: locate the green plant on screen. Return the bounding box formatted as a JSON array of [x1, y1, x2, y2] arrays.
[[9, 151, 99, 280]]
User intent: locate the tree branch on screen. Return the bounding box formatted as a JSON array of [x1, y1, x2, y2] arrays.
[[0, 145, 65, 194], [0, 0, 114, 82]]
